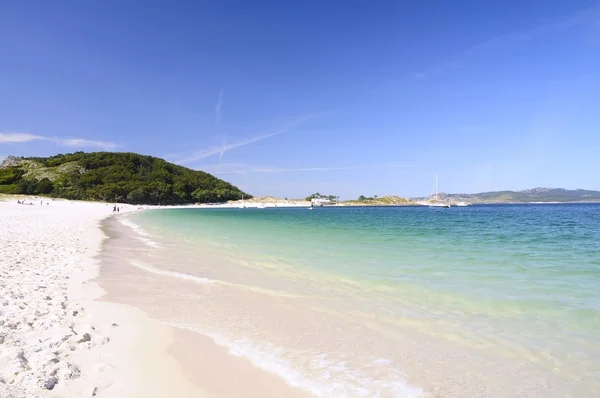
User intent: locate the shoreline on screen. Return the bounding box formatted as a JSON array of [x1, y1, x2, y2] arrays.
[[3, 193, 600, 211], [0, 196, 312, 397], [97, 215, 312, 397], [98, 204, 599, 397]]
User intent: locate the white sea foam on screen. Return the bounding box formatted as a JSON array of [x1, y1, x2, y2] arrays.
[[118, 218, 151, 236], [171, 324, 422, 398], [118, 218, 160, 247], [137, 236, 160, 248], [129, 260, 216, 285]]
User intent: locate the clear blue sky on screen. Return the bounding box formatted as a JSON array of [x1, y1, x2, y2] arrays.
[[1, 0, 599, 198]]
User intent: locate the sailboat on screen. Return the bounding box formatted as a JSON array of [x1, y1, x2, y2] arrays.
[[428, 175, 451, 208], [239, 194, 246, 208]]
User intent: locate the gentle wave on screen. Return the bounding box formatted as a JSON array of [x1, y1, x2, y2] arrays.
[[171, 323, 422, 398], [136, 236, 159, 248], [129, 260, 216, 285], [118, 218, 160, 247], [118, 218, 151, 236]]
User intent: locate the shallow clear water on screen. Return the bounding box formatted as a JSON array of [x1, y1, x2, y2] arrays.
[[110, 204, 600, 397]]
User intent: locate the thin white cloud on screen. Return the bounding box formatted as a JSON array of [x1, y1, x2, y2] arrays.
[[0, 132, 117, 149], [201, 162, 417, 175], [0, 133, 39, 143], [175, 130, 285, 165], [172, 112, 322, 165], [215, 90, 224, 126], [58, 138, 117, 149], [414, 3, 600, 78]]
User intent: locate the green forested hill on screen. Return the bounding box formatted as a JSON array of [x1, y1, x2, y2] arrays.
[[0, 152, 250, 204]]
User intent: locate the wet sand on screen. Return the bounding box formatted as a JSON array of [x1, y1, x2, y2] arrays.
[[96, 210, 310, 398]]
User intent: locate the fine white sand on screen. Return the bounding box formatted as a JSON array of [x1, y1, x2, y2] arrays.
[[0, 198, 205, 397]]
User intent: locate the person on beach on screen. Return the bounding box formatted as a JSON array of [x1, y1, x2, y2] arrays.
[[113, 205, 116, 212]]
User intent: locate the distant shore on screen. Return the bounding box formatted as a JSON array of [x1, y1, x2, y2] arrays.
[[4, 193, 600, 211], [222, 197, 600, 207]]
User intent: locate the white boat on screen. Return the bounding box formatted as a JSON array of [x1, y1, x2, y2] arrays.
[[239, 194, 246, 208], [428, 175, 451, 208], [455, 201, 471, 207]]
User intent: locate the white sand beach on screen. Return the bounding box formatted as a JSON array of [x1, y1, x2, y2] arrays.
[[0, 198, 206, 397]]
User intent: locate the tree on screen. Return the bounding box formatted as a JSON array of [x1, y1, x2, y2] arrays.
[[305, 192, 322, 201], [192, 188, 215, 203], [19, 179, 38, 195], [305, 192, 338, 201], [127, 188, 147, 204], [0, 167, 25, 184], [37, 178, 54, 194]]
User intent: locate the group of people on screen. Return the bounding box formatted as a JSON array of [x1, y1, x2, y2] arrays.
[[113, 205, 120, 213], [17, 200, 48, 206], [16, 198, 52, 206]]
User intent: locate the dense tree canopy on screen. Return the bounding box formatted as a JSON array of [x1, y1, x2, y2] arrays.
[[0, 152, 250, 204]]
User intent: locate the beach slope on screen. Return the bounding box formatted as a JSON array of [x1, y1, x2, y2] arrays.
[[0, 199, 205, 397]]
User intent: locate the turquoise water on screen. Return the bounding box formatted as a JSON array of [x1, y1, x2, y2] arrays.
[[120, 204, 600, 396]]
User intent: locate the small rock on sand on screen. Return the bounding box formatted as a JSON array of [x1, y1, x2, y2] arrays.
[[43, 376, 58, 390], [57, 362, 81, 379], [17, 351, 31, 370], [78, 333, 91, 343]]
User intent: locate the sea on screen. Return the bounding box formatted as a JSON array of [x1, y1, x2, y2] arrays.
[[100, 204, 600, 397]]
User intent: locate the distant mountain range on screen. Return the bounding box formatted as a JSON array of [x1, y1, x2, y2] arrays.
[[416, 188, 600, 203]]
